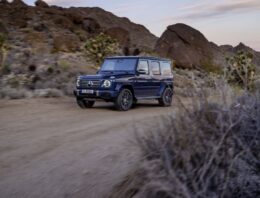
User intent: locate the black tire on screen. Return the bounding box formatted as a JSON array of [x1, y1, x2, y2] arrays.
[[115, 89, 133, 111], [76, 99, 95, 108], [158, 87, 173, 106]]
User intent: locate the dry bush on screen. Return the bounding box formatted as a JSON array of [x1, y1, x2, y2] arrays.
[[110, 85, 260, 198], [33, 88, 63, 98], [0, 86, 32, 99]]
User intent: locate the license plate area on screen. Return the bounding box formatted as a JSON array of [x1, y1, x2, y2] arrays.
[[81, 89, 94, 94]]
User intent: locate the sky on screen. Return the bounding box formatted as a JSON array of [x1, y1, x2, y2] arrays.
[[22, 0, 260, 51]]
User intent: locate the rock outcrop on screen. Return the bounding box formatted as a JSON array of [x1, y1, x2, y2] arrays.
[[35, 0, 49, 8], [155, 23, 224, 71], [155, 23, 260, 71]]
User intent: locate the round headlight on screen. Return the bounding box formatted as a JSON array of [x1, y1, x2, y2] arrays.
[[76, 78, 80, 87], [102, 80, 112, 88]]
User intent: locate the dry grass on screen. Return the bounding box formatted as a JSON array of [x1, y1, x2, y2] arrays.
[[110, 82, 260, 198]]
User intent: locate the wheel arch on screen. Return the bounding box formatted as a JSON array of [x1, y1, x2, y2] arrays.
[[116, 84, 136, 99], [159, 82, 173, 96]]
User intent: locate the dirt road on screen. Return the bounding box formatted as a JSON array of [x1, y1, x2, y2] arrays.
[[0, 97, 176, 198]]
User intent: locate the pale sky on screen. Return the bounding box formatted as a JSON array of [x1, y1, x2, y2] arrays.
[[22, 0, 260, 51]]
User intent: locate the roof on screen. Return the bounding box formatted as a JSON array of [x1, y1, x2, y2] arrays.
[[106, 56, 171, 61]]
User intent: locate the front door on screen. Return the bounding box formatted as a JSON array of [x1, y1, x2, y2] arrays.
[[133, 60, 153, 97], [149, 61, 162, 96]]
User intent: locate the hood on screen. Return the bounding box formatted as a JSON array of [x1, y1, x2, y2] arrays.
[[80, 72, 135, 80]]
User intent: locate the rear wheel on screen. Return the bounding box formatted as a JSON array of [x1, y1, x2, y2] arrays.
[[77, 99, 95, 108], [115, 89, 133, 111], [158, 87, 173, 106]]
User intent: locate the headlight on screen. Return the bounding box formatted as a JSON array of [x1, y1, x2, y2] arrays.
[[76, 78, 80, 87], [102, 80, 112, 88]]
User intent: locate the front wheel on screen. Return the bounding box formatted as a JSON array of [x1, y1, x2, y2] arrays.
[[114, 89, 133, 111], [77, 99, 95, 108], [158, 87, 173, 106]]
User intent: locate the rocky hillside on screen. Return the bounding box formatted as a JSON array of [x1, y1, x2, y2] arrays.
[[155, 23, 260, 71], [0, 0, 157, 71]]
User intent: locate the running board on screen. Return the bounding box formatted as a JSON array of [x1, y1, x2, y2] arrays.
[[136, 96, 161, 100]]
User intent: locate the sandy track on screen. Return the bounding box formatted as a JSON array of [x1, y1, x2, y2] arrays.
[[0, 97, 175, 198]]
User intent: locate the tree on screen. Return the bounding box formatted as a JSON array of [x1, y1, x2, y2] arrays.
[[225, 51, 256, 90], [84, 33, 119, 67]]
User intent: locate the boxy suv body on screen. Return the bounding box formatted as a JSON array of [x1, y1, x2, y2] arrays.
[[74, 56, 173, 111]]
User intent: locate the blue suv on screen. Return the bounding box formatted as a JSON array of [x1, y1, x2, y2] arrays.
[[74, 56, 173, 111]]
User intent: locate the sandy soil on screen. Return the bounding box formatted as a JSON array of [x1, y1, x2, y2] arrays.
[[0, 97, 176, 198]]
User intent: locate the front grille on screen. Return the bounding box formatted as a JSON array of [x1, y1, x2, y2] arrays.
[[80, 79, 101, 89]]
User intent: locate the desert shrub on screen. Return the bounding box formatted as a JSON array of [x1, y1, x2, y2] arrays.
[[0, 33, 6, 67], [111, 88, 260, 198], [57, 59, 70, 71], [85, 33, 119, 66], [2, 73, 33, 88], [199, 58, 222, 74], [34, 88, 63, 98], [47, 67, 54, 74], [225, 51, 256, 90], [1, 64, 10, 74], [0, 86, 32, 99], [0, 33, 5, 48]]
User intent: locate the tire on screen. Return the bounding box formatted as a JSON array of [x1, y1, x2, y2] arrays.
[[76, 99, 95, 108], [115, 89, 133, 111], [158, 87, 173, 107]]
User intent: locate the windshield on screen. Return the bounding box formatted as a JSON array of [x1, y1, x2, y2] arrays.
[[100, 58, 137, 72]]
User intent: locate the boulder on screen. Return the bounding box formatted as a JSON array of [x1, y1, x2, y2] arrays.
[[155, 23, 222, 71], [35, 0, 49, 8]]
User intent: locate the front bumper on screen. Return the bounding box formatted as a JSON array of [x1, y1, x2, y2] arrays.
[[74, 89, 119, 101]]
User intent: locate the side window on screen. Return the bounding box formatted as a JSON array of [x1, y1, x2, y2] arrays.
[[151, 61, 160, 75], [160, 61, 172, 76], [137, 60, 149, 75]]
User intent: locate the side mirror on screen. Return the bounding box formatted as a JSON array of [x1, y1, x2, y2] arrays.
[[137, 69, 147, 75], [96, 70, 100, 74]]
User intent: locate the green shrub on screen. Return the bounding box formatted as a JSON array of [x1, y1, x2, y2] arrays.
[[85, 33, 119, 66], [225, 51, 256, 90]]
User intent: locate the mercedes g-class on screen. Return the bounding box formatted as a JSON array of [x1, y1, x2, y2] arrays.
[[74, 56, 173, 111]]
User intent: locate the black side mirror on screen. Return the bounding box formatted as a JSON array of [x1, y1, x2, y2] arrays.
[[96, 70, 100, 74]]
